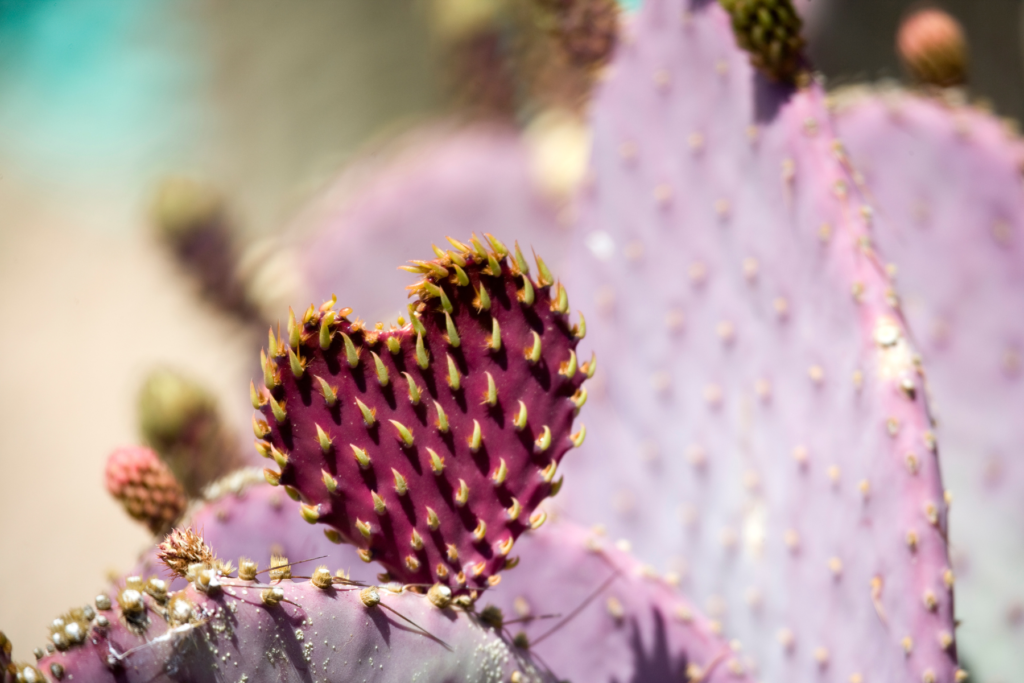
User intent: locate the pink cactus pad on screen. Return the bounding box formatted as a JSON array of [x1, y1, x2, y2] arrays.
[[559, 1, 958, 681], [30, 566, 554, 683], [831, 86, 1024, 682], [104, 446, 187, 535], [488, 518, 755, 683], [132, 470, 372, 591], [257, 237, 588, 591]]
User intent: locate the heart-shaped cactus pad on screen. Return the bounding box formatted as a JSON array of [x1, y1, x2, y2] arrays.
[[255, 234, 589, 591]]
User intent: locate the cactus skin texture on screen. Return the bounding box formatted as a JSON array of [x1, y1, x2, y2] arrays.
[[104, 447, 187, 535], [896, 9, 968, 88], [123, 479, 748, 682], [718, 0, 806, 84], [132, 471, 373, 591], [126, 482, 747, 682], [257, 237, 588, 592], [560, 1, 958, 681], [831, 86, 1024, 683], [298, 127, 576, 326], [486, 519, 754, 683], [30, 563, 553, 683]]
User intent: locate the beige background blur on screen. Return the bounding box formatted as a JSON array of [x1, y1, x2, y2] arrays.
[[0, 0, 442, 659]]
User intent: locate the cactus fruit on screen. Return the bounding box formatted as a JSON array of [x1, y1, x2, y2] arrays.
[[1, 632, 13, 683], [149, 178, 307, 327], [104, 447, 187, 535], [559, 1, 958, 681], [149, 177, 250, 318], [830, 86, 1023, 683], [132, 470, 372, 591], [546, 0, 620, 71], [446, 29, 519, 118], [298, 127, 575, 326], [31, 542, 555, 683], [896, 8, 968, 88], [718, 0, 806, 84], [138, 367, 247, 498], [257, 237, 588, 591], [487, 519, 754, 682], [428, 0, 618, 117]]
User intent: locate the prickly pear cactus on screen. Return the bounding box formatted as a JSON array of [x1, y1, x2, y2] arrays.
[[132, 470, 372, 591], [28, 540, 554, 683], [129, 481, 750, 682], [560, 1, 959, 681], [256, 236, 588, 592], [138, 367, 248, 498], [297, 127, 576, 325], [149, 177, 251, 319], [488, 518, 755, 682], [830, 85, 1024, 683], [122, 477, 756, 682], [104, 446, 187, 535]]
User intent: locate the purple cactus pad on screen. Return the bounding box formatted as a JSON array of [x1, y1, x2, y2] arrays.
[[488, 518, 756, 683], [558, 1, 959, 681], [257, 237, 588, 591], [33, 571, 554, 683], [832, 85, 1024, 682]]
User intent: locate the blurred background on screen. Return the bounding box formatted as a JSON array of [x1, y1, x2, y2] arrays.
[[1, 0, 1021, 665]]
